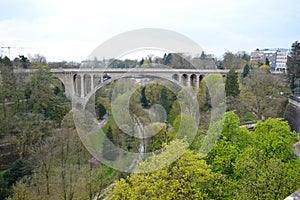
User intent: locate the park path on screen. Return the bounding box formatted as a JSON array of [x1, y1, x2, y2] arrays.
[[87, 114, 109, 136]]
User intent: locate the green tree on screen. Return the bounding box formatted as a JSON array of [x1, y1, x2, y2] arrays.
[[159, 87, 171, 115], [265, 57, 270, 66], [233, 148, 300, 199], [252, 118, 297, 161], [168, 100, 180, 124], [19, 55, 30, 69], [287, 41, 300, 93], [102, 126, 119, 161], [139, 58, 144, 66], [207, 113, 300, 199], [259, 64, 271, 72], [26, 68, 70, 124], [163, 53, 172, 65], [140, 86, 148, 108], [225, 69, 240, 97], [145, 83, 163, 106], [3, 159, 33, 187], [0, 57, 16, 118], [242, 64, 250, 78], [146, 123, 175, 152], [287, 41, 300, 78], [96, 103, 106, 119], [107, 140, 223, 199], [6, 181, 31, 200], [205, 111, 249, 168], [290, 74, 296, 91]]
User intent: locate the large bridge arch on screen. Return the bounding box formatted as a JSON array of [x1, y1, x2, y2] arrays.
[[50, 75, 67, 96], [51, 72, 76, 98], [82, 73, 186, 108]]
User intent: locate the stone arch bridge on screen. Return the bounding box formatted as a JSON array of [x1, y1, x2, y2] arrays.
[[50, 68, 228, 99]]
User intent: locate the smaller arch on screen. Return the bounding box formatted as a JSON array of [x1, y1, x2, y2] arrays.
[[181, 74, 188, 86], [199, 75, 204, 82], [190, 74, 197, 87], [172, 74, 179, 81], [74, 74, 82, 97], [73, 74, 77, 95]]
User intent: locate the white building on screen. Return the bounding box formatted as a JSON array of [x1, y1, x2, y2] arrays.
[[250, 48, 290, 73], [275, 48, 289, 73]]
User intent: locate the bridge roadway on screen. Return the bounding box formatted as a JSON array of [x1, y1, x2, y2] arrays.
[[49, 68, 228, 98], [50, 68, 228, 74]]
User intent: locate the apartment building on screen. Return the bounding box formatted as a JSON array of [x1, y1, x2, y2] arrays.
[[275, 48, 289, 73], [250, 48, 289, 73]]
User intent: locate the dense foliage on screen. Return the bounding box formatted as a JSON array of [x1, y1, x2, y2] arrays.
[[0, 57, 72, 199], [287, 41, 300, 94], [107, 112, 300, 199], [225, 69, 240, 97], [0, 52, 298, 200]]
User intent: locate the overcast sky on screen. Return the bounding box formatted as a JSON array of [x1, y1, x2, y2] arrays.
[[0, 0, 299, 62]]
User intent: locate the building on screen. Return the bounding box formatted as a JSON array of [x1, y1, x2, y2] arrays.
[[81, 58, 109, 68], [250, 49, 265, 67], [275, 48, 289, 73], [263, 49, 277, 71], [250, 48, 289, 73]]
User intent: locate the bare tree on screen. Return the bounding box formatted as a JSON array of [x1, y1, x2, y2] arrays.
[[240, 69, 288, 119]]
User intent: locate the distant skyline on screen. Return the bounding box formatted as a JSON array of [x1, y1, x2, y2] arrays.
[[0, 0, 299, 62]]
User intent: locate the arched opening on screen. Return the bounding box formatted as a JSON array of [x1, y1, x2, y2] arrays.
[[199, 75, 204, 85], [73, 74, 77, 96], [199, 75, 204, 82], [52, 76, 65, 95], [190, 74, 197, 87], [181, 74, 188, 86], [172, 74, 179, 81]]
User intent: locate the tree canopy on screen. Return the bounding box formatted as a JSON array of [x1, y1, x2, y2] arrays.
[[107, 111, 300, 199], [225, 69, 240, 97], [287, 41, 300, 78]]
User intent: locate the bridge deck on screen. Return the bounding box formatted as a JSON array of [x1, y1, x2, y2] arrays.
[[50, 68, 228, 74]]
